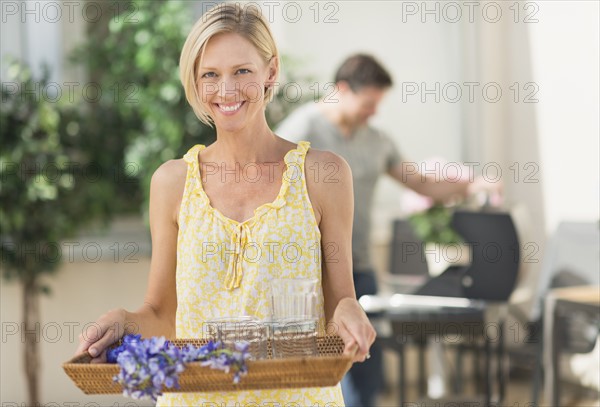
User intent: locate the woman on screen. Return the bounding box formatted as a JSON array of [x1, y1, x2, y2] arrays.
[[76, 3, 375, 405]]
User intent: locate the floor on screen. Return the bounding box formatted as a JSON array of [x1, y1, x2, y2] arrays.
[[373, 347, 599, 407]]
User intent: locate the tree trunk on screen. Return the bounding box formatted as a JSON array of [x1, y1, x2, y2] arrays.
[[23, 277, 40, 406]]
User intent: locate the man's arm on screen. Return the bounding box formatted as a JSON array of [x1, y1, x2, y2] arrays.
[[379, 132, 469, 201], [389, 161, 503, 204], [388, 162, 470, 202]]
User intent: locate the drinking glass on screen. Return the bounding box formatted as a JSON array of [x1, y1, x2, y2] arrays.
[[204, 316, 267, 360], [269, 317, 318, 358], [269, 278, 319, 358], [270, 278, 318, 319]]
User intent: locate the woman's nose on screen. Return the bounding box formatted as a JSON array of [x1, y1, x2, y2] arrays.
[[217, 76, 241, 100]]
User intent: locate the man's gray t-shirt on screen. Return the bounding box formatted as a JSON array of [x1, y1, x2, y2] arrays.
[[276, 103, 402, 271]]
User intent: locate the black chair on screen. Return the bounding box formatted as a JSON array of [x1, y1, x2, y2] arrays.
[[415, 209, 521, 301], [384, 219, 431, 293]]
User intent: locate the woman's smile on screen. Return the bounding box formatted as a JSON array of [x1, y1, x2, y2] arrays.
[[216, 101, 245, 115]]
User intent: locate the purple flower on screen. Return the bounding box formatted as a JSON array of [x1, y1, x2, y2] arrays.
[[106, 334, 142, 363], [110, 334, 250, 401]]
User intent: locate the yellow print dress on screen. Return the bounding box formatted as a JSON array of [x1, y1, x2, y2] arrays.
[[157, 141, 345, 406]]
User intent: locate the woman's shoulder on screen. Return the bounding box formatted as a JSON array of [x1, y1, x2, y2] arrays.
[[304, 147, 352, 206], [305, 147, 351, 181], [152, 158, 187, 180], [303, 147, 353, 224], [151, 158, 188, 195]]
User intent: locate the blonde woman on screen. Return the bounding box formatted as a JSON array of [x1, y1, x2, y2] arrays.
[[76, 3, 375, 405]]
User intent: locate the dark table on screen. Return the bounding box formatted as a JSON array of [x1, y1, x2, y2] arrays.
[[361, 294, 505, 406]]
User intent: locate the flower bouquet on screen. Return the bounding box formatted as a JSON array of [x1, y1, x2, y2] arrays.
[[106, 334, 249, 401]]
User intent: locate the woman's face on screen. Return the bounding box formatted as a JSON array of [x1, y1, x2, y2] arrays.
[[197, 32, 276, 133]]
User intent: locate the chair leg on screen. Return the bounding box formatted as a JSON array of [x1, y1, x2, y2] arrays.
[[454, 343, 464, 394], [418, 338, 427, 397], [531, 324, 544, 406], [485, 335, 492, 406], [398, 342, 406, 407], [474, 340, 481, 389], [497, 319, 505, 403]]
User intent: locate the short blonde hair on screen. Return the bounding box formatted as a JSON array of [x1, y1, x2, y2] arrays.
[[179, 2, 280, 126]]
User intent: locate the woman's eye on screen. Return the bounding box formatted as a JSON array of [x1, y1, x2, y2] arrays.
[[236, 68, 251, 75], [201, 72, 217, 78]]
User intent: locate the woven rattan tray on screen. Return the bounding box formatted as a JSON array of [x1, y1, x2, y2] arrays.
[[63, 336, 352, 394]]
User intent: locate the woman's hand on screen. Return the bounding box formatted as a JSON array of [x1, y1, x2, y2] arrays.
[[75, 308, 129, 363], [332, 297, 376, 363]]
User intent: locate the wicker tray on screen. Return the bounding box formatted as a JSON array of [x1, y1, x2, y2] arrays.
[[63, 336, 352, 394]]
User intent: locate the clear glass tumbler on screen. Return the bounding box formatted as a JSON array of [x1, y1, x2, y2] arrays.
[[204, 316, 267, 360], [270, 278, 318, 319], [269, 278, 319, 358], [270, 317, 318, 358]]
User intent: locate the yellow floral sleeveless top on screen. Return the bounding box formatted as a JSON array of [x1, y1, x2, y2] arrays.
[[157, 141, 345, 406]]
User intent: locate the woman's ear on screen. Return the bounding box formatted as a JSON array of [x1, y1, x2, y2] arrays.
[[266, 56, 279, 86]]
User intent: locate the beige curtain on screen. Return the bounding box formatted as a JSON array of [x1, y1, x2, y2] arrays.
[[459, 1, 546, 321]]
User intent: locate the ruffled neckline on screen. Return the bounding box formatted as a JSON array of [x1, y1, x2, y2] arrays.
[[182, 141, 310, 227]]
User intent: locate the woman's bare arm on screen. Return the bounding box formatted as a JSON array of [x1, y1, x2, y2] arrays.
[[76, 159, 186, 360], [305, 149, 376, 362]]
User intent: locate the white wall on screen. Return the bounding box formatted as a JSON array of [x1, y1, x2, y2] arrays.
[[0, 3, 25, 78], [1, 1, 61, 82], [1, 1, 86, 85], [529, 1, 600, 233]]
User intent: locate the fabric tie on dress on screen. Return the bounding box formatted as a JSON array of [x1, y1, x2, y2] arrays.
[[224, 223, 252, 290]]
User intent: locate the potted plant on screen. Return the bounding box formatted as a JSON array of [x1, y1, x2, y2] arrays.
[[400, 159, 469, 276]]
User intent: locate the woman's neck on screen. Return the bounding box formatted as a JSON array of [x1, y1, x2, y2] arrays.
[[212, 118, 281, 163]]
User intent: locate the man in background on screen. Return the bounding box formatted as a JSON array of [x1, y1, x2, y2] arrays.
[[276, 54, 497, 406]]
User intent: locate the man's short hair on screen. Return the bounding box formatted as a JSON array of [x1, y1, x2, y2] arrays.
[[334, 54, 393, 91]]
